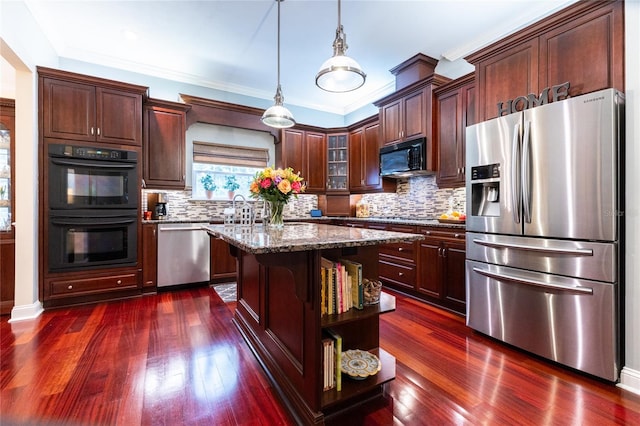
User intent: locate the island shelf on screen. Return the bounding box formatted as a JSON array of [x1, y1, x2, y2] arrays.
[[203, 223, 422, 424]]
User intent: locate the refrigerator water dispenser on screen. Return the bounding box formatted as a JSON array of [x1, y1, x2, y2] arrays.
[[471, 164, 501, 217]]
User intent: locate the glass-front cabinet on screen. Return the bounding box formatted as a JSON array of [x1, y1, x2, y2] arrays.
[[1, 98, 15, 315], [326, 133, 348, 192]]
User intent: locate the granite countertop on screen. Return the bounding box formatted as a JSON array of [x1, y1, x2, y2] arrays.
[[202, 222, 425, 254], [143, 216, 466, 229]]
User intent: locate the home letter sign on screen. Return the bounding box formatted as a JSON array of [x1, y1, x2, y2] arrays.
[[497, 82, 571, 116]]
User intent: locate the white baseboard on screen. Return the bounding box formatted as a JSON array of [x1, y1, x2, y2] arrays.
[[9, 301, 44, 322], [618, 367, 640, 395]]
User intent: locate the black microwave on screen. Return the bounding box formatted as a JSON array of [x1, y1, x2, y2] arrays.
[[379, 138, 431, 178]]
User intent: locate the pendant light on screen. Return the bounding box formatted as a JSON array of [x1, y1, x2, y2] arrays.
[[261, 0, 296, 129], [315, 0, 366, 93]]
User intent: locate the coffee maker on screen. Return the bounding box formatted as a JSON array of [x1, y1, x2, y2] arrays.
[[147, 192, 168, 220]]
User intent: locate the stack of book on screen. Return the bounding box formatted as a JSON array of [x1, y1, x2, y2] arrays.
[[320, 257, 364, 316], [322, 328, 342, 391]]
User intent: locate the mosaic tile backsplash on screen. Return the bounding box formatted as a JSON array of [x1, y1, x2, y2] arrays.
[[143, 175, 465, 221]]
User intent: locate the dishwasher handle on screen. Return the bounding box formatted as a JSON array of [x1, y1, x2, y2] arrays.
[[158, 225, 206, 232]]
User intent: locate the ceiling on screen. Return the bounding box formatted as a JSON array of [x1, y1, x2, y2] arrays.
[[22, 0, 578, 115]]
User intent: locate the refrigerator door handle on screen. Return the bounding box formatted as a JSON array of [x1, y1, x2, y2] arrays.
[[511, 123, 522, 224], [522, 120, 532, 223], [472, 267, 594, 294], [472, 238, 594, 256]]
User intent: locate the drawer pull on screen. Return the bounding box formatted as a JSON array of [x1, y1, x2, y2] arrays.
[[398, 272, 404, 276], [454, 233, 461, 238], [398, 247, 403, 252], [67, 285, 73, 290], [425, 231, 431, 235], [116, 280, 122, 285]]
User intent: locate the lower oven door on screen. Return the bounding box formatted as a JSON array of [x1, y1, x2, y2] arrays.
[[48, 210, 138, 271], [466, 260, 619, 381]]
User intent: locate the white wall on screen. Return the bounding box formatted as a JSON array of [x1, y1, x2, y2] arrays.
[[1, 1, 58, 321], [619, 0, 640, 395]]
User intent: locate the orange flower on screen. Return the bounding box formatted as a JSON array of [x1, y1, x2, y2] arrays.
[[277, 179, 291, 194]]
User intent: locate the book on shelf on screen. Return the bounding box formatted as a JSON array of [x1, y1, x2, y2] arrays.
[[321, 257, 363, 316], [322, 337, 334, 391], [324, 328, 342, 392], [341, 259, 363, 310]]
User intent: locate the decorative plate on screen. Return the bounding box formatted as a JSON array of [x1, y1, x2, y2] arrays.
[[341, 349, 381, 380], [437, 218, 465, 224]]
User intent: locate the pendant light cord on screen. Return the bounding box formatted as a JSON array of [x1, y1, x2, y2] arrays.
[[277, 0, 281, 89]]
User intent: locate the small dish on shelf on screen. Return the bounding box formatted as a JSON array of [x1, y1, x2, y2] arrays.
[[437, 218, 466, 224], [341, 349, 381, 380]]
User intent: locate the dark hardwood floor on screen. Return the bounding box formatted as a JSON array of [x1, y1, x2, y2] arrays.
[[2, 286, 640, 425]]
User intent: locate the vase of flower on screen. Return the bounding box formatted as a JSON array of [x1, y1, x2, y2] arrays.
[[265, 200, 285, 229], [249, 166, 305, 229]]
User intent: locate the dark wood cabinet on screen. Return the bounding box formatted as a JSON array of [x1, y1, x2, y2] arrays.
[[210, 237, 237, 283], [467, 0, 623, 121], [278, 128, 326, 193], [417, 226, 466, 314], [378, 224, 418, 292], [142, 223, 157, 291], [349, 120, 394, 193], [0, 98, 14, 315], [143, 98, 190, 189], [231, 240, 395, 423], [39, 67, 146, 146], [340, 220, 466, 314], [435, 74, 475, 188], [374, 75, 449, 174], [304, 131, 326, 193], [378, 87, 427, 146]]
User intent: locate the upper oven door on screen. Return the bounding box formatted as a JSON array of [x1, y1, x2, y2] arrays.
[[48, 150, 138, 210]]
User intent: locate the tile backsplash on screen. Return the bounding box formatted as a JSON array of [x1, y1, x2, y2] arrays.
[[143, 175, 465, 221]]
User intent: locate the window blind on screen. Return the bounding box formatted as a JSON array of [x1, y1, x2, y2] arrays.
[[193, 142, 269, 168]]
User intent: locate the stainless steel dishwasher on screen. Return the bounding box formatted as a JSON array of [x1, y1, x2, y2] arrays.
[[157, 222, 210, 288]]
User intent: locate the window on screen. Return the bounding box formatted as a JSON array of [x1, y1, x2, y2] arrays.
[[192, 142, 269, 200]]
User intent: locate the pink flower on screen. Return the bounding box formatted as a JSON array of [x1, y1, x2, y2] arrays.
[[291, 181, 301, 193], [260, 178, 272, 189]]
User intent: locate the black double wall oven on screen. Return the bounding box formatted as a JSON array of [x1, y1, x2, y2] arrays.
[[47, 143, 138, 271]]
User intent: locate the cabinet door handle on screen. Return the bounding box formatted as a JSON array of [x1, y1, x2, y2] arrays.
[[153, 229, 156, 237], [90, 127, 94, 135], [97, 127, 101, 136]]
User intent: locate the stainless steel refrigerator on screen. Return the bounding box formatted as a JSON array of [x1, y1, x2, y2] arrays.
[[465, 88, 624, 381]]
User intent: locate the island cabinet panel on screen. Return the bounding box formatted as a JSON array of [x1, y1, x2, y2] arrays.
[[230, 242, 396, 424], [210, 237, 237, 283], [39, 67, 146, 146], [467, 0, 623, 122]]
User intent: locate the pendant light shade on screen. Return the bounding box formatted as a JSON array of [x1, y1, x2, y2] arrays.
[[316, 0, 366, 93], [262, 0, 295, 129]]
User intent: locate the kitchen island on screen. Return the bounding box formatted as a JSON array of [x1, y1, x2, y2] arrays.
[[203, 222, 423, 424]]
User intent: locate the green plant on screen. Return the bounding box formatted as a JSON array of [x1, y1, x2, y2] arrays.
[[200, 174, 216, 191], [223, 175, 240, 192]]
